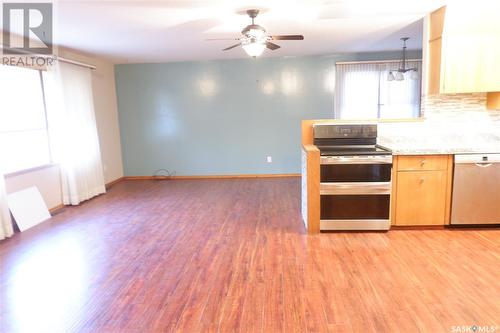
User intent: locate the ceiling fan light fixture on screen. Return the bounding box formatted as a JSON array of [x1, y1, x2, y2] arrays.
[[247, 28, 266, 38], [214, 9, 304, 57], [242, 41, 266, 57], [387, 71, 395, 81], [395, 71, 404, 81]]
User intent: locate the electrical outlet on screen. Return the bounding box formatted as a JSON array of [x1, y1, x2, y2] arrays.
[[267, 156, 272, 163]]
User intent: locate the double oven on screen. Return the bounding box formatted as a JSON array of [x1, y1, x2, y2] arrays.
[[314, 124, 393, 231]]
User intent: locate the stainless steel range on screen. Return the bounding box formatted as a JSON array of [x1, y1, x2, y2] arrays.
[[313, 123, 392, 231]]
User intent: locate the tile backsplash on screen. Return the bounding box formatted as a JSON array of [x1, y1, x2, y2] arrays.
[[377, 93, 500, 154], [421, 92, 500, 123], [422, 93, 488, 114]]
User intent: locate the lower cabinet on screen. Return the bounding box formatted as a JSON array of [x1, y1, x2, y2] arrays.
[[391, 155, 453, 226]]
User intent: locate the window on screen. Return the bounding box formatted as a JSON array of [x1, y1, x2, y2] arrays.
[[334, 60, 422, 119], [0, 65, 51, 174]]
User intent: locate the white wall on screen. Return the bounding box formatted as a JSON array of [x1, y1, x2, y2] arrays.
[[5, 166, 62, 209], [4, 49, 123, 209]]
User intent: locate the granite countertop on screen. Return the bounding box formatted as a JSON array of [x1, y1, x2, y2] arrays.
[[376, 111, 500, 155], [378, 135, 500, 156]]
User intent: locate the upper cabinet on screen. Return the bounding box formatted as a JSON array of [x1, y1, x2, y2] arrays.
[[426, 7, 446, 95], [424, 2, 500, 107]]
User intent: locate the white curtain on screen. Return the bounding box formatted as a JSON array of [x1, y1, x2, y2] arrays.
[[0, 170, 14, 240], [335, 60, 422, 119], [0, 66, 14, 240], [44, 62, 106, 205], [335, 63, 381, 119]]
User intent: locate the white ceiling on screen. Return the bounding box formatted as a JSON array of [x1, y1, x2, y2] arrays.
[[10, 0, 447, 63]]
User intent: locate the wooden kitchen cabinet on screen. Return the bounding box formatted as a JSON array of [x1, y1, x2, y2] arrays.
[[391, 155, 453, 226], [395, 171, 447, 225], [425, 4, 500, 106], [487, 92, 500, 110], [301, 144, 320, 233], [426, 6, 445, 95], [397, 155, 448, 172]]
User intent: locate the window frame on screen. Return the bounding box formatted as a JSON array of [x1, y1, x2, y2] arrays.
[[1, 66, 54, 176], [334, 59, 423, 120]]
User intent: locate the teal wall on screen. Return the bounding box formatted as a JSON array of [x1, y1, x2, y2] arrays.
[[115, 50, 421, 176]]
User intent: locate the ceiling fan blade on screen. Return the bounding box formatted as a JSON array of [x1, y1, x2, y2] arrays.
[[270, 35, 304, 41], [266, 42, 281, 50], [222, 43, 241, 51]]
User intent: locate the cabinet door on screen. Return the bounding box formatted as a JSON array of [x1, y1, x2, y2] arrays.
[[427, 38, 443, 95], [426, 6, 446, 95], [441, 34, 500, 93], [395, 171, 447, 225], [439, 2, 500, 93]]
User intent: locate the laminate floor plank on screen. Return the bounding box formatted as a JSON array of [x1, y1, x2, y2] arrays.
[[1, 178, 499, 333]]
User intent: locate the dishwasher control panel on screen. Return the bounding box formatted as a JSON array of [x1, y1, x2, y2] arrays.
[[454, 154, 500, 164]]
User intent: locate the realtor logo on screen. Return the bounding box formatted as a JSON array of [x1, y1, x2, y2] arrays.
[[2, 3, 53, 55]]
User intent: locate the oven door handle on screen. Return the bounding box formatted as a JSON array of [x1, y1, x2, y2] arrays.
[[320, 182, 392, 195], [320, 156, 393, 165]]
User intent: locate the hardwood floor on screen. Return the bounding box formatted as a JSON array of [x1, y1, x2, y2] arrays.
[[0, 178, 499, 333]]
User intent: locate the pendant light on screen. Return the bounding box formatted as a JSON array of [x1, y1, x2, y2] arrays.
[[410, 69, 419, 80], [388, 37, 418, 81]]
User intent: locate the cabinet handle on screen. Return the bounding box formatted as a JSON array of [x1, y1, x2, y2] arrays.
[[419, 177, 425, 184], [420, 160, 426, 166]]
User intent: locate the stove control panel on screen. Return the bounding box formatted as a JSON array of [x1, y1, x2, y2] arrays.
[[313, 124, 377, 139]]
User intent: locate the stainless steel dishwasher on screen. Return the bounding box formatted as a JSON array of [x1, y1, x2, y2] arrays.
[[451, 154, 500, 225]]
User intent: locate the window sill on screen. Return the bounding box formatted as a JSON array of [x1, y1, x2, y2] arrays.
[[4, 163, 59, 179]]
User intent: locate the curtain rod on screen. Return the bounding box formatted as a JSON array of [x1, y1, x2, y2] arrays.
[[336, 59, 422, 65], [0, 46, 96, 70], [57, 56, 96, 70]]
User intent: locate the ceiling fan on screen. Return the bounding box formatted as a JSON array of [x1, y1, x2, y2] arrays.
[[207, 9, 304, 57]]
